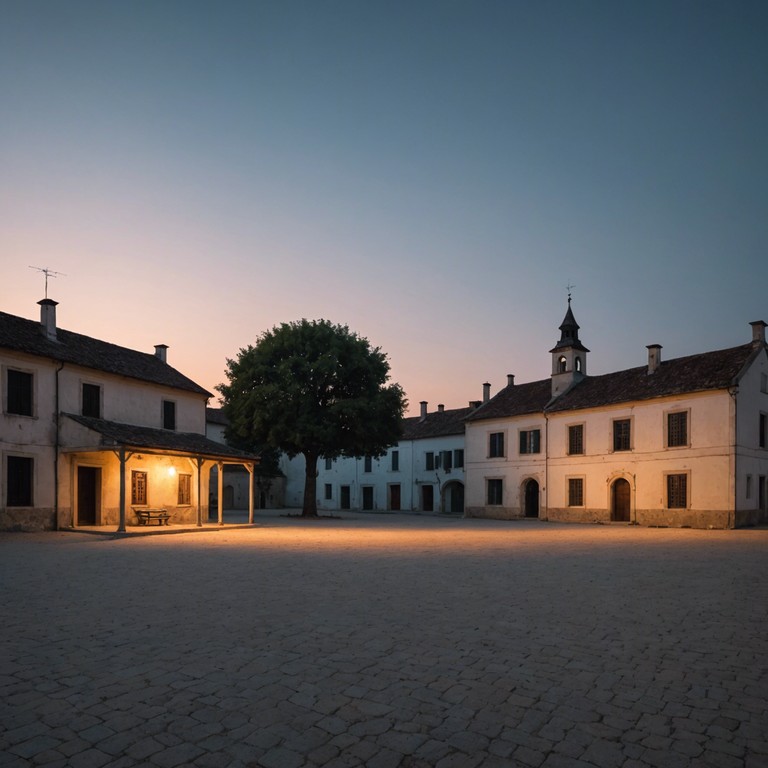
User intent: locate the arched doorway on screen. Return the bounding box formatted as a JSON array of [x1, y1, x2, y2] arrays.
[[611, 478, 631, 522], [442, 481, 464, 515], [524, 479, 539, 518]]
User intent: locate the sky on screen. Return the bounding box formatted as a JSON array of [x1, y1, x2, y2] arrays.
[[1, 0, 766, 415]]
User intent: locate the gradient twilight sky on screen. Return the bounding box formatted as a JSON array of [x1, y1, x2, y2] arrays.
[[1, 1, 766, 415]]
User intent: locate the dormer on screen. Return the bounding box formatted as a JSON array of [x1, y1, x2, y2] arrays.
[[549, 298, 589, 398]]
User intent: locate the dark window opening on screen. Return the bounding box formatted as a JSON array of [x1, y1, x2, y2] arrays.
[[667, 474, 688, 508], [568, 425, 584, 455], [7, 370, 33, 416], [568, 478, 584, 506], [163, 400, 176, 430], [7, 456, 33, 507], [668, 412, 688, 447], [82, 383, 101, 418], [487, 479, 503, 505], [613, 419, 631, 451], [519, 429, 541, 454]]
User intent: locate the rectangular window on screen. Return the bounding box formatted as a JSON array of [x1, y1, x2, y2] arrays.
[[486, 478, 503, 505], [440, 450, 453, 471], [391, 450, 399, 472], [454, 449, 464, 469], [489, 432, 505, 458], [568, 424, 584, 455], [132, 471, 148, 506], [425, 452, 435, 471], [760, 413, 767, 449], [613, 419, 631, 451], [178, 474, 191, 505], [324, 457, 332, 470], [6, 456, 33, 507], [519, 429, 541, 455], [82, 383, 101, 418], [324, 483, 332, 500], [568, 478, 584, 507], [760, 476, 767, 512], [363, 456, 372, 473], [667, 411, 688, 447], [6, 369, 33, 416], [163, 400, 176, 430], [667, 473, 688, 508]]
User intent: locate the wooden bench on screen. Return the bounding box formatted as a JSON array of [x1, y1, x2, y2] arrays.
[[134, 508, 171, 526]]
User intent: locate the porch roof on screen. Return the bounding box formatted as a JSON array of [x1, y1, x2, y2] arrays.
[[63, 414, 260, 464]]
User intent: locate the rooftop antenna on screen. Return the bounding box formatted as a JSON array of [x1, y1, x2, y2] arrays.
[[566, 282, 575, 304], [29, 266, 66, 299]]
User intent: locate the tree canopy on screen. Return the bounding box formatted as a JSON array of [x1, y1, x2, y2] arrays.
[[216, 319, 407, 516]]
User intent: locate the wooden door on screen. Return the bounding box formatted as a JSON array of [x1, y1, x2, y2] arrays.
[[612, 478, 631, 521], [524, 480, 539, 517], [389, 484, 401, 511], [77, 467, 100, 525]]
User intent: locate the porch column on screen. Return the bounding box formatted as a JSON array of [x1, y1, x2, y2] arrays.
[[246, 463, 255, 524], [117, 447, 127, 533], [217, 461, 224, 526], [196, 457, 204, 527]]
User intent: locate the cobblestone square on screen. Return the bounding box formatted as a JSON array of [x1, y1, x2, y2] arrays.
[[2, 514, 767, 767]]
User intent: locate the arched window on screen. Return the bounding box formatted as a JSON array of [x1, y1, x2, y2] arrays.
[[558, 356, 567, 373]]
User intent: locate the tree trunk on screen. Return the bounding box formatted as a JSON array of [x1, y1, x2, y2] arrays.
[[302, 451, 319, 517]]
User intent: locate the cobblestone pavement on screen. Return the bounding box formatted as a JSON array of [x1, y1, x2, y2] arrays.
[[2, 513, 768, 768]]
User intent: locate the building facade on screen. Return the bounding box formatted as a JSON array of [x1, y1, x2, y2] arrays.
[[465, 301, 768, 528], [1, 299, 257, 531], [281, 401, 477, 514]]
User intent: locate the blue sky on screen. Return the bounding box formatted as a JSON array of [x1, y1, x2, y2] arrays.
[[1, 1, 766, 414]]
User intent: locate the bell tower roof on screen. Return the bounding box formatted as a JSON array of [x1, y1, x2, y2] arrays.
[[549, 297, 590, 354]]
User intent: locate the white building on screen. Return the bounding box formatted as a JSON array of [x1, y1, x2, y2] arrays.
[[465, 301, 768, 528], [1, 299, 258, 531], [281, 400, 478, 514], [206, 406, 285, 511]]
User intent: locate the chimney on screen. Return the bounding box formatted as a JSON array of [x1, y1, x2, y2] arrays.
[[437, 404, 445, 413], [750, 320, 767, 346], [469, 400, 482, 408], [38, 298, 58, 341], [483, 382, 491, 402], [420, 401, 428, 420], [647, 344, 662, 374], [507, 374, 515, 387], [154, 344, 168, 363]]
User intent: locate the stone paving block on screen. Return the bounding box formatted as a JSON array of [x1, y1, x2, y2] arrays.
[[256, 746, 305, 768], [9, 735, 62, 760], [67, 747, 113, 768], [3, 521, 768, 768]]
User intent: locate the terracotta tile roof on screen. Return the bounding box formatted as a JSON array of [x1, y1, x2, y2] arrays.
[[465, 379, 553, 422], [205, 407, 228, 425], [402, 406, 476, 439], [549, 343, 758, 413], [467, 344, 762, 421], [0, 310, 210, 397], [64, 414, 258, 461]]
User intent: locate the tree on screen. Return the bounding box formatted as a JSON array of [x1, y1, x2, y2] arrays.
[[216, 319, 407, 516]]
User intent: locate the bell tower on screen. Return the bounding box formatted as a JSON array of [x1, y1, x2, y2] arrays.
[[550, 295, 589, 398]]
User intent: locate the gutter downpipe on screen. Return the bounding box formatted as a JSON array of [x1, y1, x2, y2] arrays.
[[544, 411, 549, 521], [54, 362, 64, 529], [729, 386, 738, 529]]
